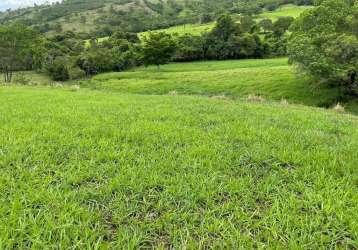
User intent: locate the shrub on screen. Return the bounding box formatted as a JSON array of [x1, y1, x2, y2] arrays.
[[13, 73, 30, 85], [69, 67, 86, 80], [47, 59, 70, 81]]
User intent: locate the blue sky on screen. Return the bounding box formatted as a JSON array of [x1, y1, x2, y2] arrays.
[[0, 0, 60, 11]]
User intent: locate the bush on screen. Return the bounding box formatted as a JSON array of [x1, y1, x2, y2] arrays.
[[13, 73, 30, 85], [47, 59, 70, 81], [69, 67, 86, 80]]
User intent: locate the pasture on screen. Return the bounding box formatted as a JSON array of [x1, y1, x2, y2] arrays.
[[85, 58, 347, 110], [0, 86, 357, 248]]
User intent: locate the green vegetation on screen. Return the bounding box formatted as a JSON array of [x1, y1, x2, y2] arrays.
[[289, 0, 358, 96], [0, 71, 55, 85], [138, 4, 311, 38], [1, 0, 358, 247], [141, 32, 177, 70], [85, 58, 349, 110], [0, 1, 312, 38], [156, 4, 311, 35], [259, 4, 313, 20], [140, 22, 214, 37], [1, 86, 357, 248], [5, 13, 291, 83], [0, 24, 43, 82]]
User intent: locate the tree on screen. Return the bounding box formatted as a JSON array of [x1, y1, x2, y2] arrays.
[[174, 34, 205, 61], [46, 57, 70, 81], [0, 24, 43, 83], [239, 15, 255, 33], [259, 18, 273, 33], [210, 14, 241, 42], [141, 32, 176, 70], [273, 16, 294, 37], [288, 0, 358, 95]]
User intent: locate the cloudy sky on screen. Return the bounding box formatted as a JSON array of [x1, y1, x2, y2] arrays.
[[0, 0, 60, 11]]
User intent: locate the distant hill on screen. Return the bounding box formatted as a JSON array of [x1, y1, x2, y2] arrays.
[[0, 0, 313, 38]]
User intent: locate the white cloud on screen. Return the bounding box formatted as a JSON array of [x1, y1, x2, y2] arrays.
[[0, 0, 60, 11]]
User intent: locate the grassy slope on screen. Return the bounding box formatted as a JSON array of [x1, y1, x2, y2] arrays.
[[259, 4, 313, 20], [0, 86, 357, 248], [0, 2, 141, 35], [139, 4, 312, 37], [140, 22, 214, 36], [85, 58, 346, 109], [90, 4, 311, 46]]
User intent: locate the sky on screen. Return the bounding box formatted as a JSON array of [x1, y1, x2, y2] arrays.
[[0, 0, 60, 11]]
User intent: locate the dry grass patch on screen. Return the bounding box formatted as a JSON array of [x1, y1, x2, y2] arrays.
[[247, 94, 265, 102]]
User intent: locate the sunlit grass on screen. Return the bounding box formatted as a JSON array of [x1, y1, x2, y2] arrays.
[[1, 86, 357, 248], [86, 58, 346, 109], [259, 4, 313, 21]]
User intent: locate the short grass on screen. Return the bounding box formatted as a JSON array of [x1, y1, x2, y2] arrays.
[[85, 58, 347, 110], [140, 22, 214, 37], [1, 86, 357, 248], [259, 4, 313, 21]]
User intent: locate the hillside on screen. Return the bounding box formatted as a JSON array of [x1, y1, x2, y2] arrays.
[[89, 4, 312, 44], [1, 86, 357, 248], [139, 4, 312, 36], [0, 0, 313, 37]]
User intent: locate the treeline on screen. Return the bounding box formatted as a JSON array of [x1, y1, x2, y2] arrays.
[[0, 13, 294, 82], [49, 14, 294, 80]]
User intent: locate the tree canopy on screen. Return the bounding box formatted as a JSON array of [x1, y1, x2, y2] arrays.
[[0, 24, 43, 82], [288, 0, 358, 95], [141, 32, 177, 70]]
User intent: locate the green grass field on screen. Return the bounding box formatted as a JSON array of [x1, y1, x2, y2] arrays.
[[1, 86, 357, 248], [140, 22, 214, 37], [259, 4, 313, 21], [85, 58, 350, 110]]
